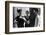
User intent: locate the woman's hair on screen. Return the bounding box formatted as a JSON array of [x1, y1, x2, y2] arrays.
[[17, 9, 22, 13]]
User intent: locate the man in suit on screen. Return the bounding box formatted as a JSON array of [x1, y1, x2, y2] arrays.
[[25, 8, 38, 27]]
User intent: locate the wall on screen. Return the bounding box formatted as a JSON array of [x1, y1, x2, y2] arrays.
[[0, 0, 46, 35]]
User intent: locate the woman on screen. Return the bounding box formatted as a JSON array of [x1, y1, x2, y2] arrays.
[[14, 9, 25, 28]]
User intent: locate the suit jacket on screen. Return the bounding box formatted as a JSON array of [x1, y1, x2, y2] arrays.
[[25, 12, 36, 27]]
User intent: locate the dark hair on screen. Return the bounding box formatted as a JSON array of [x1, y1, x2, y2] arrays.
[[17, 9, 22, 13], [26, 10, 29, 14], [30, 8, 38, 13]]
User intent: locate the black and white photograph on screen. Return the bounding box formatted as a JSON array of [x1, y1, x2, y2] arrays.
[[5, 1, 45, 34], [13, 7, 40, 28]]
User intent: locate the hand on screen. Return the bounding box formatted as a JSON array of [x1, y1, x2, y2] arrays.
[[27, 20, 30, 24]]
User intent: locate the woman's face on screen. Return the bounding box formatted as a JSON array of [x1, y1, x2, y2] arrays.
[[17, 9, 22, 16], [26, 11, 30, 17], [25, 11, 30, 20]]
